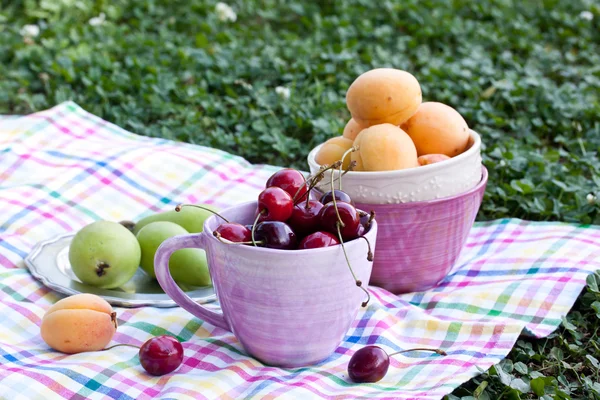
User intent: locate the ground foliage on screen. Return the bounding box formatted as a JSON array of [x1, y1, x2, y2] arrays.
[[1, 1, 599, 398]]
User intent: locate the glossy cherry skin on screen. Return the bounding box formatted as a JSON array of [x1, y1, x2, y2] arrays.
[[357, 224, 365, 237], [347, 345, 390, 383], [214, 223, 251, 242], [320, 190, 353, 206], [253, 221, 297, 250], [266, 168, 308, 202], [319, 201, 361, 241], [139, 335, 184, 376], [257, 187, 294, 222], [287, 200, 324, 237], [298, 231, 339, 250]]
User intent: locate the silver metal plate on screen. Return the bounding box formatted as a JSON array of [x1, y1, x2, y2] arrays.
[[24, 233, 216, 308]]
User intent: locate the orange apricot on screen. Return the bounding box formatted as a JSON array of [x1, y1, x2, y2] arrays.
[[40, 293, 117, 354], [351, 123, 418, 171], [315, 136, 354, 170], [418, 154, 451, 166], [342, 118, 364, 141], [346, 68, 422, 128], [401, 102, 470, 157]]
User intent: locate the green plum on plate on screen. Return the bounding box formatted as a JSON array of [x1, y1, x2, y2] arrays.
[[133, 204, 218, 234], [68, 220, 141, 289], [136, 221, 211, 287]]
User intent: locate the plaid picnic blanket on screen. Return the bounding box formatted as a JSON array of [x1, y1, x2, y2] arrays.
[[0, 102, 598, 400]]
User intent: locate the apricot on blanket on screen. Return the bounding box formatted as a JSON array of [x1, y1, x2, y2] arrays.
[[40, 293, 117, 354]]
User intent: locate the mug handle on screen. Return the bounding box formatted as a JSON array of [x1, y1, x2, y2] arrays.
[[154, 233, 229, 331]]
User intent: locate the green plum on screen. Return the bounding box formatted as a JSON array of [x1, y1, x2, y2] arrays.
[[133, 204, 218, 235], [136, 221, 211, 287], [69, 221, 141, 289]]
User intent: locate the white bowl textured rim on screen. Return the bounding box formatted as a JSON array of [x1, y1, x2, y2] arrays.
[[307, 129, 481, 178]]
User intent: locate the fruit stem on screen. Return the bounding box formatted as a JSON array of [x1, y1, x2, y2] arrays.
[[388, 348, 447, 357], [367, 210, 376, 228], [299, 161, 346, 204], [213, 231, 264, 246], [358, 236, 374, 261], [338, 146, 358, 191], [175, 204, 230, 223], [330, 168, 345, 228], [301, 161, 343, 208], [291, 174, 310, 205], [292, 162, 340, 204], [110, 312, 117, 330], [305, 186, 312, 209], [103, 343, 140, 351], [337, 222, 370, 307], [251, 211, 263, 247]]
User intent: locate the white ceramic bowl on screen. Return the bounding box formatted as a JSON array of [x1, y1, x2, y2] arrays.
[[307, 129, 482, 204]]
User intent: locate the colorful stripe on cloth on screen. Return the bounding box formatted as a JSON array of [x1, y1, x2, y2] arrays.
[[0, 102, 599, 400]]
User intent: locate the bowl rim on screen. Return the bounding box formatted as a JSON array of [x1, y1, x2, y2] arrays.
[[353, 165, 488, 208], [307, 129, 481, 178], [203, 200, 378, 255]]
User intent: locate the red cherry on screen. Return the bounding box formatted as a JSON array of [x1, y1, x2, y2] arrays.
[[266, 168, 308, 202], [347, 345, 446, 383], [320, 190, 353, 206], [287, 200, 324, 237], [214, 223, 251, 242], [257, 187, 294, 222], [139, 335, 184, 376], [254, 221, 297, 250], [347, 345, 389, 383], [298, 231, 339, 249], [319, 201, 361, 241]]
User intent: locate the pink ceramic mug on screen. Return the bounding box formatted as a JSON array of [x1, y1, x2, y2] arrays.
[[154, 201, 377, 367]]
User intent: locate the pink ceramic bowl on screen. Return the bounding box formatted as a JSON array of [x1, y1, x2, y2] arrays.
[[354, 166, 488, 294], [154, 201, 377, 367]]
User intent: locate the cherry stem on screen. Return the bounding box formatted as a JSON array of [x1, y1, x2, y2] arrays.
[[330, 167, 345, 228], [358, 236, 374, 261], [388, 348, 447, 357], [213, 231, 264, 246], [338, 146, 358, 191], [292, 162, 340, 205], [305, 184, 312, 208], [301, 161, 352, 202], [175, 204, 229, 223], [103, 343, 140, 351], [336, 222, 370, 307], [251, 211, 263, 247], [367, 210, 376, 228], [291, 174, 310, 204], [304, 168, 329, 208], [302, 161, 344, 208]]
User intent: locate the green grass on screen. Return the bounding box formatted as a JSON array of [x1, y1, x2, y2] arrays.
[[1, 0, 599, 398]]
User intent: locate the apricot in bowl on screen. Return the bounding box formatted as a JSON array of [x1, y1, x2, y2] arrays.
[[401, 101, 470, 157], [350, 123, 418, 172], [345, 68, 422, 128], [307, 129, 482, 204]]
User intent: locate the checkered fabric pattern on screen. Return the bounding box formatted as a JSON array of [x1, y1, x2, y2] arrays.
[[1, 102, 599, 399]]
